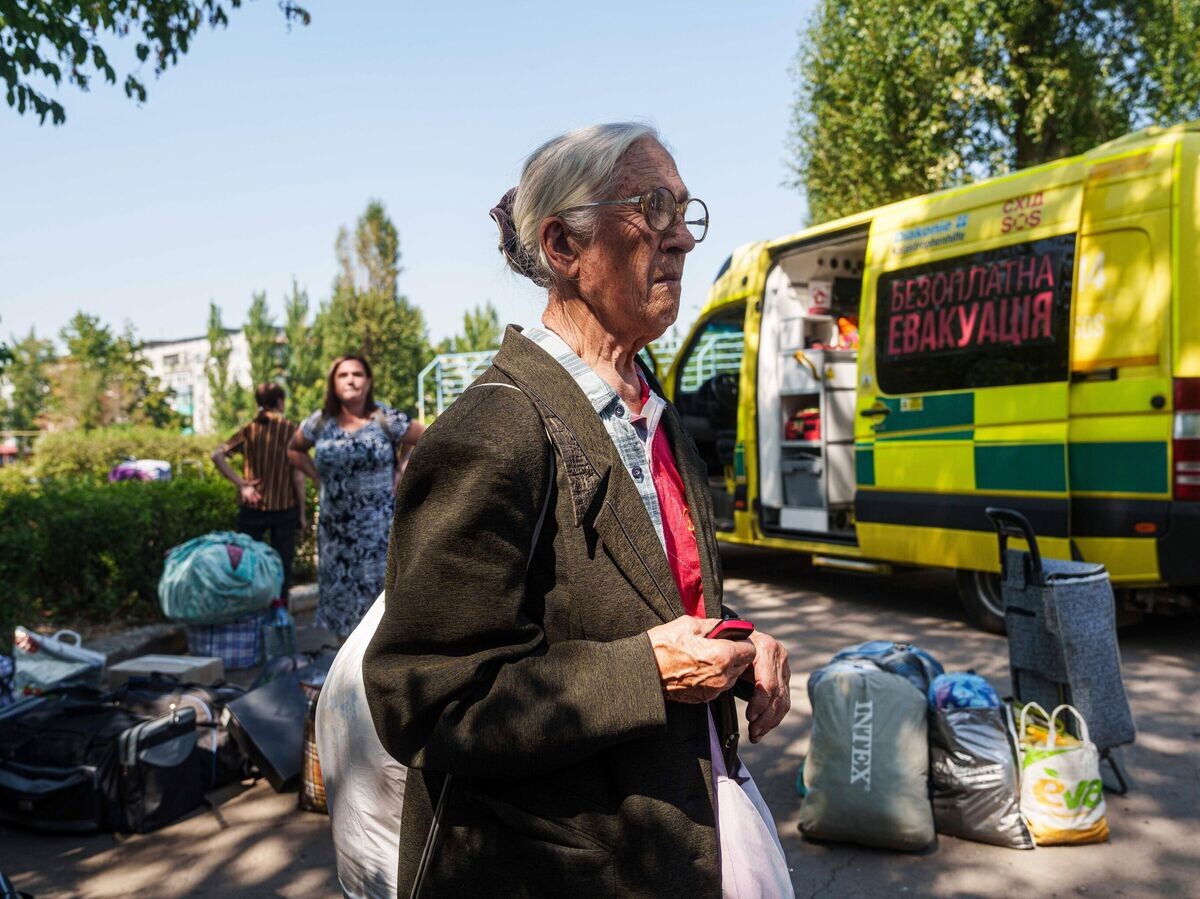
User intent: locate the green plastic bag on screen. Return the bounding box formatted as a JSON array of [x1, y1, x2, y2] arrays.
[[158, 531, 283, 626]]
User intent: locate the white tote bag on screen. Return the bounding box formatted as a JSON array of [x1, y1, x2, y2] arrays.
[[1018, 703, 1109, 845]]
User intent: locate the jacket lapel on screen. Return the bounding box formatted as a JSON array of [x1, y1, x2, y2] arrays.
[[492, 327, 681, 623]]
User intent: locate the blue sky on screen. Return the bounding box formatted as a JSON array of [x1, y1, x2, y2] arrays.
[[0, 1, 813, 348]]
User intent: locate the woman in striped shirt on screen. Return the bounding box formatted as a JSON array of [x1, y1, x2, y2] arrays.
[[211, 382, 307, 603]]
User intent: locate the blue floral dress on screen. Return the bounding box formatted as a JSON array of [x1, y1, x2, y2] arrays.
[[301, 405, 410, 637]]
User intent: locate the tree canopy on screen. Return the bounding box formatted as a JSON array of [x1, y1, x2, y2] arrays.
[[1, 0, 309, 125], [792, 0, 1200, 222]]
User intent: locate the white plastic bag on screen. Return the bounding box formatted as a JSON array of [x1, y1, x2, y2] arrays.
[[12, 627, 105, 694], [316, 594, 406, 899], [1018, 703, 1109, 845], [708, 710, 794, 899]]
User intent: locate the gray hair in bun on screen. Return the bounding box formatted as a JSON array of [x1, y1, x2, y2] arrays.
[[491, 122, 659, 289]]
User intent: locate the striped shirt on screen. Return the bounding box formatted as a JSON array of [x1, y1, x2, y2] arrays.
[[524, 327, 668, 546], [218, 412, 300, 511]]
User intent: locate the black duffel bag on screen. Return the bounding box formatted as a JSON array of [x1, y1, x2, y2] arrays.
[[0, 694, 206, 833], [113, 674, 247, 789]]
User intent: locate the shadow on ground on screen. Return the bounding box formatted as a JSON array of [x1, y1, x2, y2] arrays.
[[725, 546, 1200, 898]]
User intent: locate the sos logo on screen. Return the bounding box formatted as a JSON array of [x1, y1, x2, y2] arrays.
[[1002, 192, 1044, 234]]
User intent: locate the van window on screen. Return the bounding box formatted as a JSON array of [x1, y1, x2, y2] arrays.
[[674, 311, 745, 475], [875, 234, 1076, 395]]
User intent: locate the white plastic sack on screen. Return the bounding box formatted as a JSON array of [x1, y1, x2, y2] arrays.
[[316, 594, 406, 899], [12, 628, 105, 694], [1018, 703, 1109, 845], [709, 709, 794, 899]]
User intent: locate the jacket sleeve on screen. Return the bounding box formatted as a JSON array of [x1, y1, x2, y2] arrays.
[[363, 387, 667, 781]]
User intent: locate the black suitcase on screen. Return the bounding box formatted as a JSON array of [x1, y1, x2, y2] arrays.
[[114, 675, 247, 789], [0, 694, 206, 833]]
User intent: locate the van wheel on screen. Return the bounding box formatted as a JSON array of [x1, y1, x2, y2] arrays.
[[955, 570, 1007, 635]]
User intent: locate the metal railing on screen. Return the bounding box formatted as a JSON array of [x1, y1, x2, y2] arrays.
[[417, 351, 498, 422], [677, 331, 744, 392], [415, 335, 692, 422]]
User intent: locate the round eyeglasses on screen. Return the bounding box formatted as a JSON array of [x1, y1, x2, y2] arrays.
[[561, 186, 710, 242]]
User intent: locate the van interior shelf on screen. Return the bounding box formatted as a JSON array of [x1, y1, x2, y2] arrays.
[[782, 440, 822, 448], [780, 390, 823, 399]]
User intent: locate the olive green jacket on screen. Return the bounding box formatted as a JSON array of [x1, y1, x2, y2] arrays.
[[364, 326, 743, 898]]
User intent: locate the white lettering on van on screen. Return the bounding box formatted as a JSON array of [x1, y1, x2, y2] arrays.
[[850, 700, 873, 790], [1082, 251, 1106, 291]]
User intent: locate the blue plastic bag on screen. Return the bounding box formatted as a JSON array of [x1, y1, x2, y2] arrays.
[[159, 531, 283, 625], [812, 641, 945, 697]]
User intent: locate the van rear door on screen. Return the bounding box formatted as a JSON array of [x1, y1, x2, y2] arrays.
[[856, 178, 1081, 570]]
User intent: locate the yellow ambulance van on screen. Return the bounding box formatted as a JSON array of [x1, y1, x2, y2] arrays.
[[665, 122, 1200, 632]]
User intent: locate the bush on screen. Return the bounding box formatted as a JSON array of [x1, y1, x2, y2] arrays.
[[0, 478, 235, 645], [31, 426, 218, 482]]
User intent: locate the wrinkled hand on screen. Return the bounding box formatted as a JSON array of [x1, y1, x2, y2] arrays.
[[648, 616, 757, 704], [239, 479, 262, 506], [741, 631, 791, 743]]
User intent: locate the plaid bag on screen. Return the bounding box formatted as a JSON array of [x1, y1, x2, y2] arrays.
[[185, 613, 266, 670]]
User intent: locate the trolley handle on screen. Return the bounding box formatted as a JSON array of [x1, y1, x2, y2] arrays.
[[985, 506, 1043, 584]]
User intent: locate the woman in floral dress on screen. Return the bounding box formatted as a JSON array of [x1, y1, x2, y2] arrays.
[[289, 355, 425, 637]]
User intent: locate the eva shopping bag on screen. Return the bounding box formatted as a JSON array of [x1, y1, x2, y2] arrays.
[[1018, 703, 1109, 845], [12, 628, 105, 695]]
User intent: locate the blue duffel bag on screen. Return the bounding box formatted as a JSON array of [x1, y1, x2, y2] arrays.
[[158, 531, 283, 626]]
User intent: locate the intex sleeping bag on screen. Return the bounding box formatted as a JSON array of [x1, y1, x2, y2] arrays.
[[798, 659, 935, 850]]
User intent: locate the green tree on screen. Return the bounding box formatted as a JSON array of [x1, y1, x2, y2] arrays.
[[244, 289, 279, 387], [1, 1, 310, 126], [0, 328, 55, 430], [792, 0, 1200, 222], [312, 201, 432, 412], [205, 302, 249, 433], [282, 279, 322, 418], [435, 301, 503, 354], [49, 313, 178, 429]]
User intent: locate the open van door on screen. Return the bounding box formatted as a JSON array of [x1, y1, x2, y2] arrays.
[[855, 187, 1080, 628]]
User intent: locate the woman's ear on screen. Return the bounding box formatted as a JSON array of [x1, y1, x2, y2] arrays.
[[540, 216, 581, 283]]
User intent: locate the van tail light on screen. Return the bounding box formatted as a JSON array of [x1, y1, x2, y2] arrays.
[[1173, 379, 1200, 500]]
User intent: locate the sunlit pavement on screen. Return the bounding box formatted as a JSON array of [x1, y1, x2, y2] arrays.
[[728, 549, 1199, 899], [6, 550, 1197, 897]]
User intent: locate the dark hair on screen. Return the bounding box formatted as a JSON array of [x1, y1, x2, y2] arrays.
[[254, 382, 286, 423], [322, 355, 376, 420]]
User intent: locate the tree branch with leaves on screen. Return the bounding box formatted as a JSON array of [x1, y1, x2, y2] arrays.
[[0, 0, 309, 125]]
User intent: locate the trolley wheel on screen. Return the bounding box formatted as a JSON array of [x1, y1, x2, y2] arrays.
[[955, 569, 1007, 635]]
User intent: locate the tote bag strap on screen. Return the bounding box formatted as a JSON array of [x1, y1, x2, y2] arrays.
[[1018, 701, 1051, 750], [409, 381, 555, 899], [1047, 704, 1090, 748]]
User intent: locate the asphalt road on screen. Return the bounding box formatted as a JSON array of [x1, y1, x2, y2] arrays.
[[5, 550, 1197, 898]]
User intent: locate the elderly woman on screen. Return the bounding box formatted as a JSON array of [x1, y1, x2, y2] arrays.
[[365, 124, 793, 898]]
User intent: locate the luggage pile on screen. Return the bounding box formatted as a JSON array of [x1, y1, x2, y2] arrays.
[[0, 644, 335, 835], [158, 531, 287, 670], [798, 640, 1111, 851]]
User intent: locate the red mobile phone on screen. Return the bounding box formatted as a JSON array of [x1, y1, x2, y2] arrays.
[[705, 619, 755, 641]]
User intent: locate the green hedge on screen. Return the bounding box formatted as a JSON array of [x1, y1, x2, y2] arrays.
[[1, 428, 320, 647], [31, 426, 218, 481], [0, 478, 235, 645]]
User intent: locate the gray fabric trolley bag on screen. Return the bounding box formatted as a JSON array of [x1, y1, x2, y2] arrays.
[[986, 507, 1136, 791]]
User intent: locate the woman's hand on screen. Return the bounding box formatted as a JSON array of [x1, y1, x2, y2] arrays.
[[740, 631, 791, 743], [647, 616, 756, 704], [238, 479, 263, 507]]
